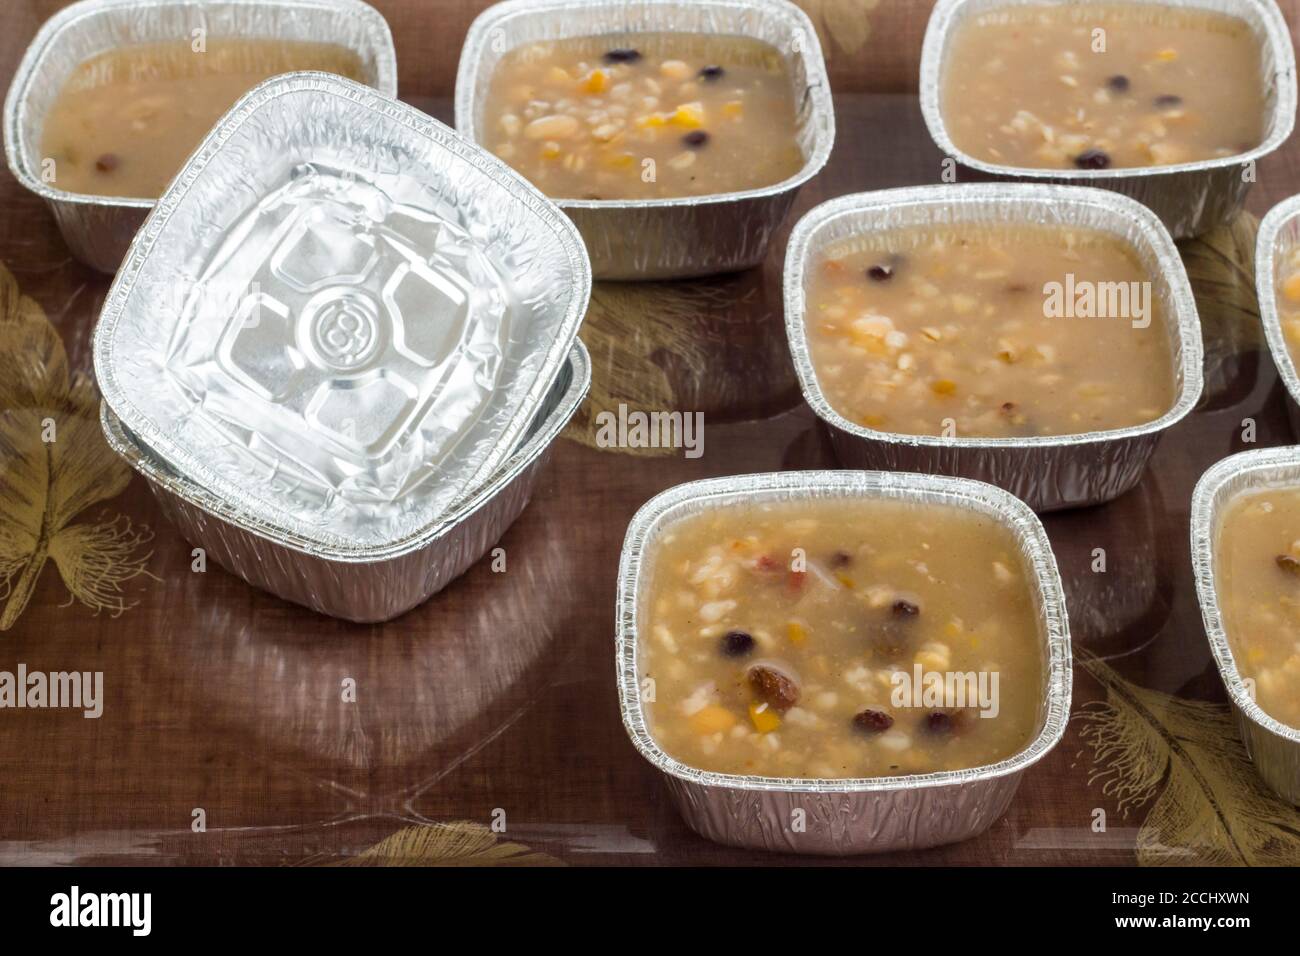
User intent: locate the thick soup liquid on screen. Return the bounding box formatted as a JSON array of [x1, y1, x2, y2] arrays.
[[640, 498, 1045, 779], [481, 33, 804, 200], [804, 223, 1176, 439], [41, 38, 365, 198], [942, 3, 1265, 170], [1217, 488, 1300, 730]]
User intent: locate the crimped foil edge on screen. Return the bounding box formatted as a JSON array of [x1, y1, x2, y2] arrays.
[[453, 0, 835, 212], [3, 0, 398, 208], [783, 182, 1204, 452], [615, 469, 1073, 796], [918, 0, 1298, 183], [92, 71, 592, 554], [1190, 446, 1300, 746], [100, 340, 592, 563], [1256, 193, 1300, 421]]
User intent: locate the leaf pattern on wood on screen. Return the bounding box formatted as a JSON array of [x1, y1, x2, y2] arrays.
[[566, 278, 770, 457], [335, 821, 564, 867], [1076, 650, 1300, 866], [0, 262, 153, 630]]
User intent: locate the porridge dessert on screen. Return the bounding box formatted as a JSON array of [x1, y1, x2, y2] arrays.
[[941, 3, 1266, 169], [639, 497, 1045, 778], [480, 33, 804, 200], [1216, 487, 1300, 730], [41, 38, 365, 198], [1273, 243, 1300, 370], [803, 222, 1175, 438]]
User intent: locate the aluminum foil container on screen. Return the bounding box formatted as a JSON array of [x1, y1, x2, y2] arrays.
[[616, 470, 1073, 854], [784, 183, 1204, 513], [919, 0, 1297, 240], [454, 0, 835, 280], [3, 0, 398, 274], [1255, 194, 1300, 438], [94, 72, 591, 560], [102, 340, 591, 622], [1191, 446, 1300, 804]]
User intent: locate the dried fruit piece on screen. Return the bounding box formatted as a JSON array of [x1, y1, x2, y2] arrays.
[[748, 664, 799, 713], [1154, 94, 1183, 110], [1105, 74, 1130, 93], [1073, 148, 1111, 169], [1276, 554, 1300, 576], [698, 65, 726, 82], [925, 711, 955, 734], [603, 48, 642, 64], [867, 263, 894, 281], [720, 630, 755, 657], [681, 130, 710, 149], [852, 709, 894, 734], [892, 599, 920, 618], [94, 153, 119, 173]]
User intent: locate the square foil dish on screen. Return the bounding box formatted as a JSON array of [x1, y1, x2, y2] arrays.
[[616, 470, 1073, 855], [1255, 193, 1300, 438], [3, 0, 398, 274], [783, 182, 1204, 513], [919, 0, 1297, 240], [93, 72, 592, 565], [1192, 446, 1300, 804], [102, 340, 591, 622], [454, 0, 835, 280]]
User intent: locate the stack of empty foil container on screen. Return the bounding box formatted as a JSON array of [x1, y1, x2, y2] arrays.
[[93, 72, 592, 621]]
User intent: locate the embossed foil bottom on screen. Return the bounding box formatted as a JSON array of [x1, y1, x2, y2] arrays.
[[102, 342, 590, 622], [919, 0, 1297, 240], [784, 184, 1204, 513], [1256, 194, 1300, 440], [616, 471, 1073, 855], [455, 0, 835, 280], [3, 0, 398, 274], [1192, 446, 1300, 804], [93, 72, 591, 552]]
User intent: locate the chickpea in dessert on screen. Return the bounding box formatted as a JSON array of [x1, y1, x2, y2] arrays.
[[942, 3, 1266, 170], [1216, 488, 1300, 731], [640, 498, 1045, 779], [41, 38, 365, 198], [804, 222, 1175, 439], [481, 33, 804, 200]]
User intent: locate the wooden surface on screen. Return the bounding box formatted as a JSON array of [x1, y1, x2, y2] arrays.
[[2, 0, 1300, 866]]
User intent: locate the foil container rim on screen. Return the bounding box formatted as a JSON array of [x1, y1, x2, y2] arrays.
[[2, 0, 399, 208], [453, 0, 835, 211], [100, 339, 592, 562], [93, 70, 592, 552], [918, 0, 1298, 181], [1255, 192, 1300, 411], [782, 182, 1204, 450], [615, 469, 1074, 794], [1191, 445, 1300, 744]]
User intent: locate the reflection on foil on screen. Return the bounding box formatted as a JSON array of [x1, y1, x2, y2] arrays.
[[1044, 475, 1168, 659], [569, 266, 802, 454], [156, 493, 576, 790]]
